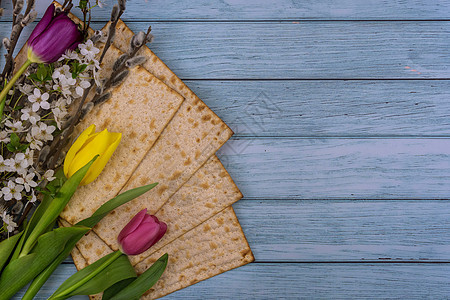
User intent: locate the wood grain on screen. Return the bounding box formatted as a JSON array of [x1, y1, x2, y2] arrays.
[[187, 80, 450, 137], [2, 0, 450, 21], [128, 21, 450, 79], [13, 263, 450, 299], [233, 200, 450, 261], [217, 138, 450, 199], [1, 22, 449, 79]]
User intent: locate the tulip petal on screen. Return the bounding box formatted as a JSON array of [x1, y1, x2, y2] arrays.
[[118, 209, 147, 244], [28, 16, 82, 63], [67, 130, 111, 179], [121, 222, 162, 255], [28, 4, 55, 43], [64, 125, 96, 178], [156, 221, 168, 242], [79, 130, 122, 185]]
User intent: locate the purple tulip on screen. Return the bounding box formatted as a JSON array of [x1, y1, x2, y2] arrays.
[[26, 4, 82, 63], [118, 209, 167, 255]]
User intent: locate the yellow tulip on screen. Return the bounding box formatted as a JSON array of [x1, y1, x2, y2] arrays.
[[64, 124, 122, 185]]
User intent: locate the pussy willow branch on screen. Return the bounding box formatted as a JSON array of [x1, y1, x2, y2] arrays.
[[99, 26, 152, 95], [1, 0, 35, 80]]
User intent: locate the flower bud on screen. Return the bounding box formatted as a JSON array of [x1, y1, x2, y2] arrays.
[[26, 4, 83, 63], [118, 209, 167, 255], [63, 124, 121, 185]]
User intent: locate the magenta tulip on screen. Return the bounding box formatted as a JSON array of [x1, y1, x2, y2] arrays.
[[26, 3, 82, 63], [118, 209, 167, 255]]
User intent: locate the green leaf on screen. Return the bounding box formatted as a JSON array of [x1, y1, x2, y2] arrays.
[[11, 170, 66, 261], [71, 61, 88, 79], [50, 251, 136, 300], [36, 64, 46, 81], [18, 143, 29, 152], [0, 232, 22, 272], [102, 278, 137, 300], [0, 226, 89, 300], [28, 73, 39, 82], [106, 253, 168, 300], [77, 182, 158, 228], [6, 143, 15, 152], [22, 225, 92, 300], [19, 156, 97, 257], [10, 133, 19, 146]]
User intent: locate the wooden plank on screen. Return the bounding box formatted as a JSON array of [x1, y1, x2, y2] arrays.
[[127, 21, 450, 79], [187, 80, 450, 137], [13, 263, 450, 299], [56, 200, 450, 262], [233, 200, 450, 261], [1, 22, 449, 79], [217, 138, 450, 199], [2, 0, 450, 21], [154, 263, 450, 299]]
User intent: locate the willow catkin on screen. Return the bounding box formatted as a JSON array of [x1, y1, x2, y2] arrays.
[[111, 69, 129, 87], [125, 56, 147, 68], [110, 4, 119, 22], [93, 92, 111, 106], [113, 54, 129, 71]]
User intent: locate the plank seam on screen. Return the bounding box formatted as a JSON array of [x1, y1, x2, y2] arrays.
[[251, 261, 450, 264], [180, 78, 450, 81], [228, 136, 450, 139], [237, 197, 450, 201]]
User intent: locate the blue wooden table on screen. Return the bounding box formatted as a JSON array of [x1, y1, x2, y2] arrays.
[[2, 0, 450, 298]]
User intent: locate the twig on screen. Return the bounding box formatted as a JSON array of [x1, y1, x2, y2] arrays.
[[99, 2, 125, 63], [1, 0, 34, 79]]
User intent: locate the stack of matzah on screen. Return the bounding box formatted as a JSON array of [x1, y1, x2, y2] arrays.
[[57, 20, 254, 299]]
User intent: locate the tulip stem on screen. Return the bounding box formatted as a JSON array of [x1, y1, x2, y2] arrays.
[[0, 59, 32, 118], [48, 250, 123, 300]]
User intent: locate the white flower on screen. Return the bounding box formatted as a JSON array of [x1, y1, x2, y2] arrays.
[[0, 155, 7, 172], [52, 65, 72, 80], [16, 172, 38, 192], [1, 212, 17, 232], [89, 58, 100, 71], [75, 79, 92, 97], [21, 107, 41, 125], [26, 132, 43, 150], [2, 180, 24, 201], [75, 86, 84, 97], [7, 156, 27, 175], [79, 40, 100, 60], [3, 158, 16, 172], [59, 49, 80, 61], [52, 99, 68, 129], [28, 88, 50, 112], [31, 122, 56, 142], [0, 131, 10, 143], [43, 169, 56, 181], [14, 152, 29, 171], [18, 83, 34, 95], [24, 149, 34, 166], [5, 120, 25, 133], [29, 190, 37, 203]]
